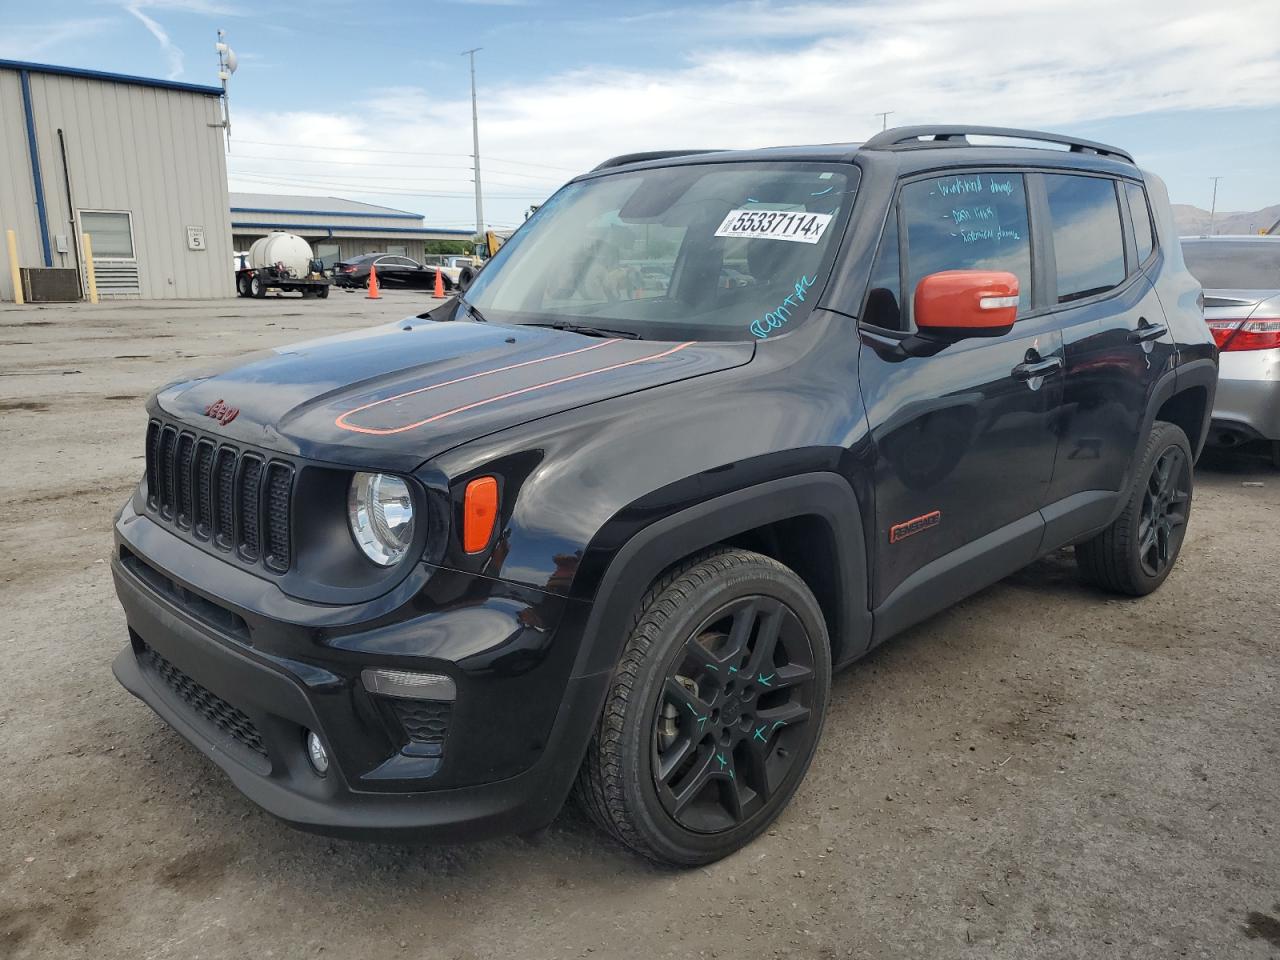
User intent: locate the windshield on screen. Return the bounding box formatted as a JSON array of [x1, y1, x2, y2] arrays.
[[462, 162, 857, 341], [1182, 240, 1280, 290]]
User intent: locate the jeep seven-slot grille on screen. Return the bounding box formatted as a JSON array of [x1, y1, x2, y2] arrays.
[[145, 419, 294, 574]]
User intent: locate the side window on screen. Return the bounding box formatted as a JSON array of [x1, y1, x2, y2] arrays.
[[862, 207, 901, 330], [1125, 181, 1155, 265], [901, 172, 1032, 321], [1044, 174, 1126, 302]]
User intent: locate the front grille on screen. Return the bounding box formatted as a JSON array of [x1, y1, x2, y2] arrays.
[[142, 643, 267, 760], [144, 419, 293, 574], [392, 700, 451, 745]]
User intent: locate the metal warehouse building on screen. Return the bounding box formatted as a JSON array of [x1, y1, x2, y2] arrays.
[[0, 59, 233, 302], [229, 193, 474, 269]]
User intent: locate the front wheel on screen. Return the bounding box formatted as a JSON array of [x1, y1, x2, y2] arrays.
[[1075, 420, 1193, 595], [236, 273, 250, 297], [576, 548, 831, 866]]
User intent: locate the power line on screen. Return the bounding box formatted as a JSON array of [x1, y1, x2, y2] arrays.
[[228, 173, 548, 200], [227, 169, 555, 193]]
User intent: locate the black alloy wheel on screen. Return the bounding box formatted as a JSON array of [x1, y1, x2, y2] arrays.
[[577, 548, 831, 866], [1137, 444, 1190, 578], [653, 596, 819, 834], [1076, 420, 1194, 596]]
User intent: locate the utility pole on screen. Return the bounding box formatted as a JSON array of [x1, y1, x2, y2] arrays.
[[1208, 176, 1222, 236], [875, 111, 894, 131], [462, 48, 485, 249]]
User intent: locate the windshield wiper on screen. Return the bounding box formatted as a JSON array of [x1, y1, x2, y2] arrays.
[[459, 299, 488, 324], [523, 321, 643, 340]]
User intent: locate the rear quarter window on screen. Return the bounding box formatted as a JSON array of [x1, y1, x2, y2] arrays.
[[1125, 182, 1155, 265]]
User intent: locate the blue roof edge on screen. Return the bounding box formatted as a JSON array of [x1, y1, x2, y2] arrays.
[[0, 59, 223, 96], [230, 206, 424, 221]]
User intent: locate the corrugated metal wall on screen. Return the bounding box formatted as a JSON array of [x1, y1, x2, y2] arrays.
[[0, 67, 234, 301]]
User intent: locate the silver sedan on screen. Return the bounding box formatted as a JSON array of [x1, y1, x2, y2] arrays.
[[1181, 235, 1280, 467]]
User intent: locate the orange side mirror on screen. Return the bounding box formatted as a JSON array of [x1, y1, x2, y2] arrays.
[[914, 270, 1019, 338]]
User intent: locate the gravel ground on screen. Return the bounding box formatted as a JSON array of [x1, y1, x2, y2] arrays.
[[1, 294, 1277, 960]]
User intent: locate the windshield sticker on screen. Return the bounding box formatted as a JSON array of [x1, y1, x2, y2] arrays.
[[750, 275, 816, 340], [715, 209, 833, 244]]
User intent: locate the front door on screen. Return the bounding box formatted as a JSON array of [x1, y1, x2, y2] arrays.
[[857, 170, 1063, 611]]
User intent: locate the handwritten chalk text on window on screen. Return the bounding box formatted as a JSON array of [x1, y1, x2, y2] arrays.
[[750, 275, 817, 340]]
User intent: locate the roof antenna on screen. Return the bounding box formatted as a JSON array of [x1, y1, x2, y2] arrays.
[[214, 30, 238, 151]]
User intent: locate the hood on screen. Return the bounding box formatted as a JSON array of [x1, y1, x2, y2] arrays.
[[153, 319, 753, 472]]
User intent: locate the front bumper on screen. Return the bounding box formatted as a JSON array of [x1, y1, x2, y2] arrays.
[[110, 504, 607, 843], [1210, 348, 1280, 444]]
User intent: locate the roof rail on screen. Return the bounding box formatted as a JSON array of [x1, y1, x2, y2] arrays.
[[861, 125, 1134, 164], [592, 149, 727, 171]]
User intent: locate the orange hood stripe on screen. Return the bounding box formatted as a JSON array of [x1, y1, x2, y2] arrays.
[[336, 341, 696, 436]]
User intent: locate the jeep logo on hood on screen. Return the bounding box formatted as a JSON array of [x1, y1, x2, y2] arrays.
[[203, 398, 240, 426]]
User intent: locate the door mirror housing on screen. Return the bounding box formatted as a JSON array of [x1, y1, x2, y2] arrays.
[[914, 270, 1019, 338]]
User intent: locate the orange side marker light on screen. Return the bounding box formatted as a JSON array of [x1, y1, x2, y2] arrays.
[[463, 477, 499, 553]]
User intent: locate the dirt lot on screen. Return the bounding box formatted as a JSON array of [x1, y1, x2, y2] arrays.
[[1, 293, 1277, 960]]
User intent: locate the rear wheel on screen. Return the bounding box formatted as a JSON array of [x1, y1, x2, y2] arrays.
[[1075, 420, 1193, 595], [236, 273, 250, 297], [577, 548, 830, 866], [317, 284, 329, 299], [249, 275, 266, 298]]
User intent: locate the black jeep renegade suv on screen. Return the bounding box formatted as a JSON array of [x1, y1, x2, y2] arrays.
[[111, 126, 1215, 865]]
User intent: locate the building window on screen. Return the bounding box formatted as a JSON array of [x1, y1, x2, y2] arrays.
[[79, 211, 135, 259], [315, 243, 340, 268], [386, 244, 407, 257]]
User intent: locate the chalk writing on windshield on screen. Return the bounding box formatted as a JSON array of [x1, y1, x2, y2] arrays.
[[750, 275, 816, 339]]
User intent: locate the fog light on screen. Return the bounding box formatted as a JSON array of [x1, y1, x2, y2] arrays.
[[305, 730, 329, 775]]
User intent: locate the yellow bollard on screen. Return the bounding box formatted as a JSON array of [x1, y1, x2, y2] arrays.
[[5, 229, 22, 305], [82, 232, 99, 304]]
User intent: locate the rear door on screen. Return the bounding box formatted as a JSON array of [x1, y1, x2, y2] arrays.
[[858, 170, 1064, 611], [1035, 173, 1175, 546]]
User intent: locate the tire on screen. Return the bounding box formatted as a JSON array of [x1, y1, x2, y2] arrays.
[[458, 268, 474, 293], [576, 548, 831, 866], [249, 275, 266, 299], [1075, 420, 1193, 596], [318, 284, 329, 299], [235, 273, 250, 297]]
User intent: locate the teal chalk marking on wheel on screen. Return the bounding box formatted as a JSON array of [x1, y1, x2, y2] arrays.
[[756, 672, 774, 687], [772, 720, 785, 731], [728, 666, 738, 674], [753, 725, 767, 742], [716, 752, 727, 769]]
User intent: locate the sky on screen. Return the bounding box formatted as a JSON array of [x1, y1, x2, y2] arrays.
[[2, 0, 1278, 232]]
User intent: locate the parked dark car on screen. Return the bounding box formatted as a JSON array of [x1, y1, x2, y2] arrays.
[[332, 253, 455, 292], [111, 126, 1214, 866], [1181, 235, 1280, 466]]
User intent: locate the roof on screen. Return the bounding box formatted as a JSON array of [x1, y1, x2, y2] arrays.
[[229, 192, 424, 221], [0, 58, 222, 96]]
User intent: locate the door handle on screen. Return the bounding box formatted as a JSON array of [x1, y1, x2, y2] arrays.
[[1129, 320, 1168, 344], [1011, 356, 1064, 380]]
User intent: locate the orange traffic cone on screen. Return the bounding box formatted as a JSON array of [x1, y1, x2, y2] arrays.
[[366, 264, 381, 299], [433, 267, 445, 299]]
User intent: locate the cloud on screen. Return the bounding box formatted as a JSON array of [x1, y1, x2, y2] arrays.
[[124, 2, 183, 79], [120, 0, 244, 80], [227, 0, 1280, 227], [0, 19, 114, 60]]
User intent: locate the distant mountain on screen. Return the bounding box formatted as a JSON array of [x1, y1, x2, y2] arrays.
[[1173, 203, 1280, 237]]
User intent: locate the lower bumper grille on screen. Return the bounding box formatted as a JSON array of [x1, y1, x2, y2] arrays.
[[142, 643, 268, 761], [392, 700, 451, 746]]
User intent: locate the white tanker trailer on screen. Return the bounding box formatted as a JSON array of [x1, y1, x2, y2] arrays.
[[235, 232, 331, 299]]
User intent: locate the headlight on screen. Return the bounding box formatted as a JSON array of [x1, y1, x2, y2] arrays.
[[348, 472, 415, 566]]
